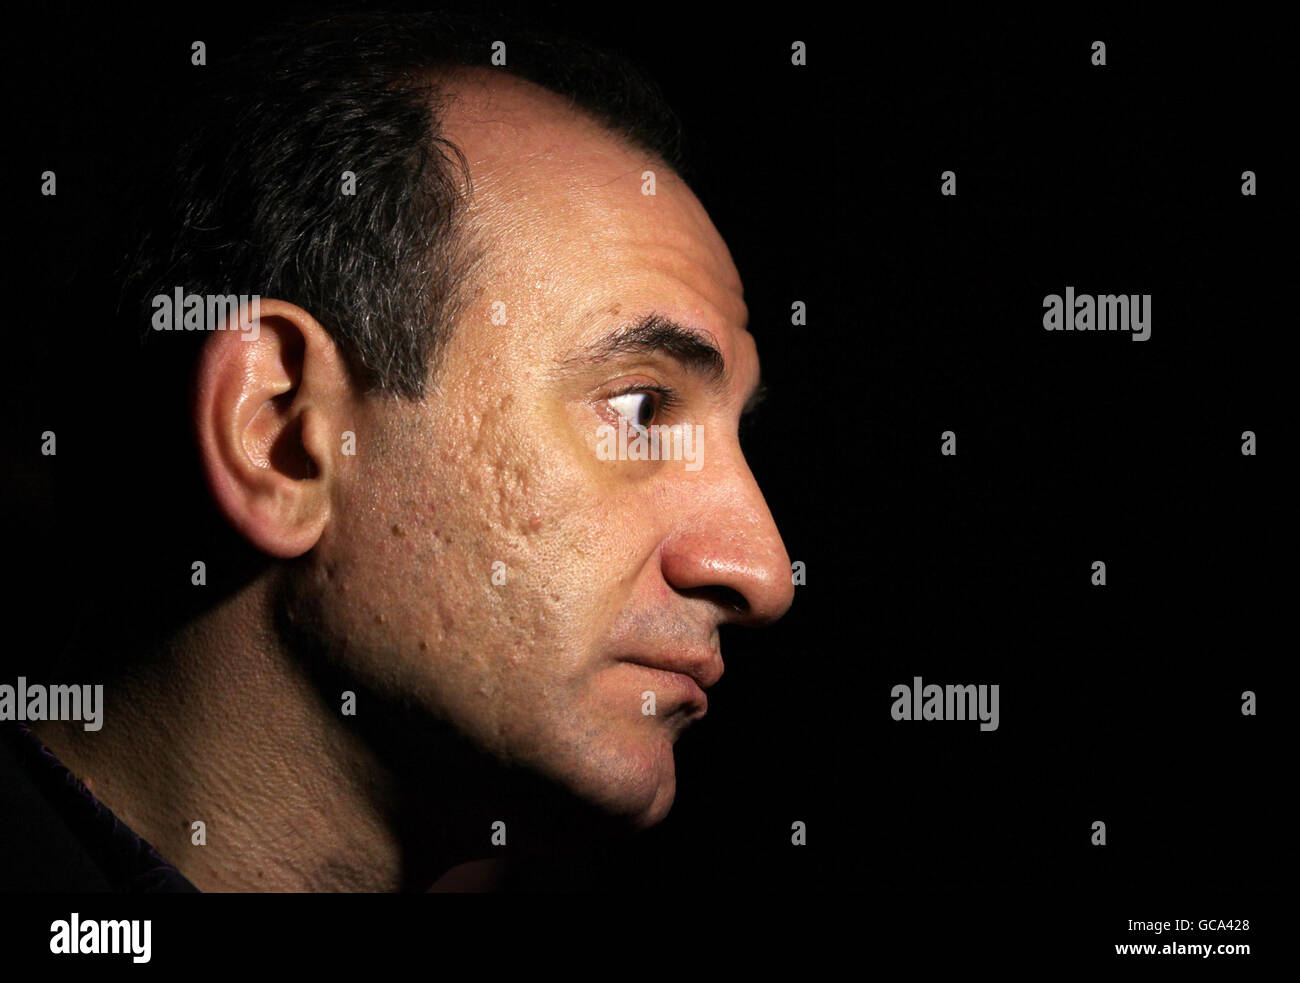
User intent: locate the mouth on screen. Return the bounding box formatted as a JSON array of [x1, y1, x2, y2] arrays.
[[616, 650, 724, 721], [627, 664, 709, 718]]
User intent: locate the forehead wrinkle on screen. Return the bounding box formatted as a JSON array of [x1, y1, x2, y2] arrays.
[[591, 209, 745, 297]]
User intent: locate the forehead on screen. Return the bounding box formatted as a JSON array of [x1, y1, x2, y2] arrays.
[[436, 69, 749, 348]]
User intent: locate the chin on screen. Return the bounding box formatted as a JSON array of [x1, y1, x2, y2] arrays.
[[629, 779, 678, 830], [557, 728, 680, 830]]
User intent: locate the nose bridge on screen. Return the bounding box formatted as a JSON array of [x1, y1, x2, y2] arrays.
[[661, 433, 794, 626]]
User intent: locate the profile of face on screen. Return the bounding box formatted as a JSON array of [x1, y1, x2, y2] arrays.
[[200, 71, 794, 831]]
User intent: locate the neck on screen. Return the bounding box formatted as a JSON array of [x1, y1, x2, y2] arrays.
[[31, 580, 525, 892]]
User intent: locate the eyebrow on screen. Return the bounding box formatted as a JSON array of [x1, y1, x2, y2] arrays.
[[566, 312, 767, 416]]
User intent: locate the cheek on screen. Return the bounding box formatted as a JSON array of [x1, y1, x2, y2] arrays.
[[310, 394, 661, 734], [334, 403, 588, 666], [302, 404, 682, 815], [434, 394, 607, 607]]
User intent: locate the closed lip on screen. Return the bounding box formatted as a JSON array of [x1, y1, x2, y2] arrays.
[[618, 650, 724, 703]]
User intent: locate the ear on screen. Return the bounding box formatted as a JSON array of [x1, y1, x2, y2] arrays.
[[193, 298, 355, 558]]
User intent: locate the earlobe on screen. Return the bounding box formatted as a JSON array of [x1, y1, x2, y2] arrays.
[[193, 300, 349, 558]]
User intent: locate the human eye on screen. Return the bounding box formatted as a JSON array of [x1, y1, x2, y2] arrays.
[[604, 384, 679, 431]]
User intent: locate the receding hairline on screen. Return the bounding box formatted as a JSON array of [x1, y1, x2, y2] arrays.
[[409, 64, 685, 332], [423, 64, 678, 180]]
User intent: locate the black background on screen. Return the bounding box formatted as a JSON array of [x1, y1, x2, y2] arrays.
[[2, 1, 1285, 965]]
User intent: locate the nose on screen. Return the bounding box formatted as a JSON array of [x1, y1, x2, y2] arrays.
[[659, 450, 795, 628]]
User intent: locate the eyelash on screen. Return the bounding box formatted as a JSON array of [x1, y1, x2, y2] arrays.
[[605, 383, 681, 425]]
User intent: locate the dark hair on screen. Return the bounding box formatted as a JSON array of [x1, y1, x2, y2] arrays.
[[82, 10, 688, 659], [123, 9, 686, 397]]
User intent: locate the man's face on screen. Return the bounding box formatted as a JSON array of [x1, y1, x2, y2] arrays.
[[304, 73, 794, 827]]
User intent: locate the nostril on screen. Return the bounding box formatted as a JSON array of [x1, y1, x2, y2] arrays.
[[680, 585, 748, 616]]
